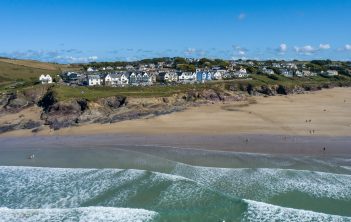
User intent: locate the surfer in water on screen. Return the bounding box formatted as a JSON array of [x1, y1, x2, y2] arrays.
[[28, 154, 35, 160]]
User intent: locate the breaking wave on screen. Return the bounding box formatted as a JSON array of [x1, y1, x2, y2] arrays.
[[1, 166, 351, 221], [0, 207, 158, 222]]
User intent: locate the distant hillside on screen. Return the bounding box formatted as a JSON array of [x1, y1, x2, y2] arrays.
[[0, 58, 80, 83], [0, 58, 60, 83]]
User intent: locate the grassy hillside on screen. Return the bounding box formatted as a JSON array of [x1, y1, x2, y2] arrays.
[[0, 58, 84, 82], [0, 59, 61, 83], [0, 58, 60, 71]]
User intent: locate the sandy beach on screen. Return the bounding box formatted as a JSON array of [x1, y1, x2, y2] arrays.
[[1, 87, 351, 155], [1, 87, 350, 138]]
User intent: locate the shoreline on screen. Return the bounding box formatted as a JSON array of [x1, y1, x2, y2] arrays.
[[1, 133, 350, 156]]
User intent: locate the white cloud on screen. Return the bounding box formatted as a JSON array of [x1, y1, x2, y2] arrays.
[[184, 48, 196, 55], [319, 44, 331, 49], [294, 45, 317, 55], [238, 50, 246, 55], [233, 46, 248, 56], [345, 44, 351, 50], [54, 55, 98, 63], [238, 13, 246, 20], [277, 43, 288, 54]]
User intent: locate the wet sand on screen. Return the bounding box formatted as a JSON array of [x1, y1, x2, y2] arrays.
[[1, 133, 350, 156]]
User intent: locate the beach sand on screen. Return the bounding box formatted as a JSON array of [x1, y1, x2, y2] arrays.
[[1, 87, 350, 155], [2, 87, 350, 138]]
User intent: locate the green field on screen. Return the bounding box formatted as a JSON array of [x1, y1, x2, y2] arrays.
[[0, 60, 60, 82], [51, 83, 223, 101]]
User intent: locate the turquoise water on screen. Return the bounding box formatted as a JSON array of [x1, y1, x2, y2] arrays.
[[0, 144, 351, 221]]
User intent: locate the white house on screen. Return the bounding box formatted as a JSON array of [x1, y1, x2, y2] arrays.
[[262, 67, 275, 75], [286, 63, 298, 70], [326, 70, 339, 76], [302, 70, 317, 77], [120, 73, 130, 86], [212, 70, 226, 80], [87, 67, 95, 72], [233, 68, 249, 78], [39, 74, 53, 84], [129, 72, 152, 85], [295, 70, 303, 77], [104, 73, 118, 86], [273, 63, 282, 68], [87, 75, 102, 86], [141, 72, 152, 85], [158, 72, 178, 83], [281, 69, 294, 78], [104, 73, 129, 86], [178, 72, 196, 83]]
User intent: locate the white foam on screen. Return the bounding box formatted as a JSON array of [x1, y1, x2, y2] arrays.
[[340, 166, 351, 171], [0, 207, 158, 222], [172, 164, 351, 201], [243, 200, 351, 222], [0, 166, 193, 209]]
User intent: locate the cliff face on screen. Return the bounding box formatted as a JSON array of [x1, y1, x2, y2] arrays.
[[36, 88, 247, 130]]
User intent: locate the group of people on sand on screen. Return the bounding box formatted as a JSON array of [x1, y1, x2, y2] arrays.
[[305, 119, 316, 135]]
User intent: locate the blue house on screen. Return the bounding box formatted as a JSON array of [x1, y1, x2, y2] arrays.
[[196, 71, 212, 83]]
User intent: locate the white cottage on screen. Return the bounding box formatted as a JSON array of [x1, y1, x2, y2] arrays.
[[212, 70, 226, 80], [39, 74, 53, 84], [104, 73, 129, 86], [178, 72, 196, 83], [233, 68, 249, 78], [326, 70, 339, 76], [87, 75, 102, 86]]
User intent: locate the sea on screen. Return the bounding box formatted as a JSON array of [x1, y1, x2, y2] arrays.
[[0, 140, 351, 221]]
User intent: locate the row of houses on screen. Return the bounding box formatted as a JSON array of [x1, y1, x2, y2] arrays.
[[40, 67, 341, 85], [86, 68, 250, 86], [260, 67, 339, 78]]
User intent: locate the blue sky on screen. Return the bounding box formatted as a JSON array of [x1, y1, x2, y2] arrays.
[[0, 0, 350, 63]]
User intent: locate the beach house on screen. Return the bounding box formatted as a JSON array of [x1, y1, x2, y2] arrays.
[[281, 69, 294, 78], [178, 72, 196, 83], [196, 70, 212, 83], [212, 70, 225, 80], [233, 68, 249, 78], [39, 74, 53, 84], [87, 74, 102, 86], [158, 72, 178, 83], [326, 70, 339, 76]]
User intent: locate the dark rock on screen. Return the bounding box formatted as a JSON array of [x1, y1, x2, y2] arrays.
[[1, 93, 32, 112], [22, 120, 42, 129], [277, 85, 288, 95], [162, 97, 170, 103], [100, 96, 127, 109], [0, 120, 42, 134], [41, 100, 85, 130], [199, 89, 222, 101], [0, 124, 17, 133], [77, 99, 89, 112], [38, 91, 57, 112], [257, 85, 276, 96], [247, 84, 254, 95], [183, 90, 200, 101]]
